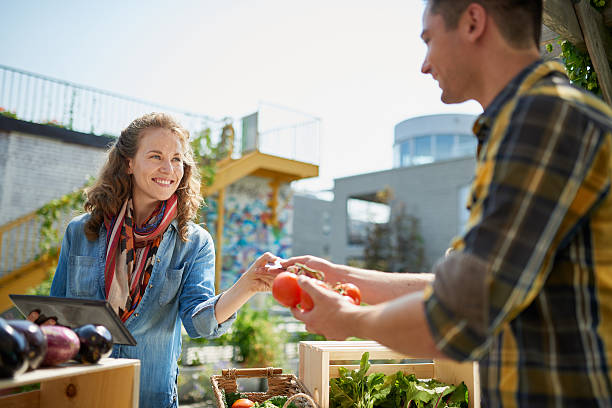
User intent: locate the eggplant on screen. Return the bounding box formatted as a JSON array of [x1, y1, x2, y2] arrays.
[[0, 318, 28, 378], [40, 325, 80, 366], [73, 324, 113, 364], [7, 320, 47, 370]]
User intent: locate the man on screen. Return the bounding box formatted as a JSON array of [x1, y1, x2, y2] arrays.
[[285, 0, 612, 406]]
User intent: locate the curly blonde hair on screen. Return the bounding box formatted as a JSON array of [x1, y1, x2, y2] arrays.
[[84, 112, 203, 242]]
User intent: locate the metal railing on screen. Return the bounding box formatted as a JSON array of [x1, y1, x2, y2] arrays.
[[0, 208, 75, 276], [0, 64, 224, 139], [0, 64, 321, 165]]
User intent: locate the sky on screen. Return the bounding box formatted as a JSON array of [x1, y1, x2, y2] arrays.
[[0, 0, 482, 192]]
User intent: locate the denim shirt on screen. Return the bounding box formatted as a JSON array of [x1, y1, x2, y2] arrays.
[[50, 213, 235, 408]]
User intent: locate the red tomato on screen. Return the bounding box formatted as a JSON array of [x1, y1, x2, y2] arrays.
[[334, 283, 362, 305], [298, 280, 330, 311], [272, 271, 301, 308], [232, 398, 255, 408]]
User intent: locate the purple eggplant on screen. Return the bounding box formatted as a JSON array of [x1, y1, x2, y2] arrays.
[[40, 325, 80, 366], [0, 318, 28, 378], [73, 324, 113, 364], [7, 320, 47, 370]]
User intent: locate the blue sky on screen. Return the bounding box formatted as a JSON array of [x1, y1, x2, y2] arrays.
[[1, 0, 481, 192]]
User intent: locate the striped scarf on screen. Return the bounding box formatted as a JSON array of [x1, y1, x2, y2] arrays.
[[104, 195, 178, 321]]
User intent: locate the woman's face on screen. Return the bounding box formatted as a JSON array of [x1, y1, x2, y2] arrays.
[[127, 127, 185, 206]]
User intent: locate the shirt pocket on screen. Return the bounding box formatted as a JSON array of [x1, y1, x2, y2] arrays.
[[68, 255, 98, 298], [158, 265, 185, 306]]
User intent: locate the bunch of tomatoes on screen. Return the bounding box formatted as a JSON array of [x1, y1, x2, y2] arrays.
[[271, 263, 361, 311]]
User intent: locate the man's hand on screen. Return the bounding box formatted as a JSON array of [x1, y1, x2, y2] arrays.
[[281, 255, 345, 286], [290, 275, 364, 340]]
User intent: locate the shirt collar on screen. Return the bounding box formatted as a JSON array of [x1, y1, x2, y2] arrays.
[[472, 59, 568, 146]]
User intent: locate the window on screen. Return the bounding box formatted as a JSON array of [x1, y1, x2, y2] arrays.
[[346, 198, 391, 245], [435, 134, 454, 160], [413, 136, 433, 165], [457, 134, 477, 157]]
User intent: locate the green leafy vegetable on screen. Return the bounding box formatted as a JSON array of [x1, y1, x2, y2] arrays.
[[329, 352, 469, 408]]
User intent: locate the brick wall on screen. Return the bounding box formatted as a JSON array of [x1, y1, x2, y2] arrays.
[[0, 130, 108, 225]]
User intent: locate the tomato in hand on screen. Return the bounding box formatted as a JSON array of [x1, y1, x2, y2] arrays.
[[334, 283, 362, 305], [298, 280, 330, 311], [272, 271, 301, 308], [232, 398, 255, 408]]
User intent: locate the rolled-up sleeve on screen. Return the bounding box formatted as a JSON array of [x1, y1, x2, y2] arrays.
[[179, 228, 236, 338], [424, 92, 610, 360]]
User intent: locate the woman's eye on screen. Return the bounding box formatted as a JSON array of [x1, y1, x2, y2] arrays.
[[172, 157, 182, 163]]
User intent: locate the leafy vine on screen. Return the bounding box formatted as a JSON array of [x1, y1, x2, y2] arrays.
[[545, 0, 610, 97]]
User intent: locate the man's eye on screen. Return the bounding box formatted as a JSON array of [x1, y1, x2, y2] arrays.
[[151, 155, 161, 159]]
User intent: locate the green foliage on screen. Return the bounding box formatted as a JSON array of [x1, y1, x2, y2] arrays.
[[28, 267, 55, 296], [36, 183, 89, 256], [0, 107, 18, 119], [364, 205, 426, 273], [546, 0, 610, 98], [227, 301, 288, 367], [329, 352, 468, 408], [191, 123, 235, 187], [184, 299, 288, 368], [559, 40, 604, 97]]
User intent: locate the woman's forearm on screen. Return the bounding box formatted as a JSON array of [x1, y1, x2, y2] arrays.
[[214, 278, 253, 324]]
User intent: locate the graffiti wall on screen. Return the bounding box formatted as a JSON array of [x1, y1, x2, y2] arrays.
[[202, 176, 293, 290]]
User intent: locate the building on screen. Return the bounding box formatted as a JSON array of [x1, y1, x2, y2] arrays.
[[293, 113, 478, 269]]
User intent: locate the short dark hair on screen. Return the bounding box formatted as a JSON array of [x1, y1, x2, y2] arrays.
[[426, 0, 542, 49]]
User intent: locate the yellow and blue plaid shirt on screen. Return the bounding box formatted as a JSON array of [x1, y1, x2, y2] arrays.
[[424, 60, 612, 407]]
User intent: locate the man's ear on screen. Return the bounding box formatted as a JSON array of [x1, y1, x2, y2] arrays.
[[460, 3, 487, 43]]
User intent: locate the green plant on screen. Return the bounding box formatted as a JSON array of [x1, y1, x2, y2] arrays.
[[559, 40, 604, 96], [363, 204, 426, 273], [545, 0, 610, 97], [225, 300, 288, 367], [36, 183, 89, 256], [191, 122, 235, 187]]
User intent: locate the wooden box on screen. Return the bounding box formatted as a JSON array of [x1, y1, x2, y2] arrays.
[[299, 341, 480, 408], [0, 358, 140, 408]]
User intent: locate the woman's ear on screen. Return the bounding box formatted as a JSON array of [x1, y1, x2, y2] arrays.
[[126, 158, 133, 174]]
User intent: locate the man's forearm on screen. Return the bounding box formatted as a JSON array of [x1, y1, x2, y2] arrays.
[[340, 266, 434, 304], [352, 291, 445, 358]]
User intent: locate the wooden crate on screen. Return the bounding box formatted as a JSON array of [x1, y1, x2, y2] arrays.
[[299, 341, 480, 408], [0, 357, 140, 408]]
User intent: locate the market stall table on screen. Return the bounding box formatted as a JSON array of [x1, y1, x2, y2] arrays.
[[0, 357, 140, 408]]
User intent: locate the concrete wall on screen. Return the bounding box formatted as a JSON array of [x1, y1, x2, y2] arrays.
[[292, 194, 332, 259], [330, 157, 476, 270]]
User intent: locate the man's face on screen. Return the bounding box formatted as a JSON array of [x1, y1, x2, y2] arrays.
[[420, 6, 470, 104]]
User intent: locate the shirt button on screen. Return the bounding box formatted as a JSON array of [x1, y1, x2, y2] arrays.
[[134, 313, 139, 317], [156, 258, 160, 263], [149, 284, 153, 288]]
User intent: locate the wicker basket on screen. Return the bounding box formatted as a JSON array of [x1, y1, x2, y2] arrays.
[[210, 367, 318, 408]]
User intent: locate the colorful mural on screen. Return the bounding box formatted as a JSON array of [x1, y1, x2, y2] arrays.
[[202, 176, 293, 290]]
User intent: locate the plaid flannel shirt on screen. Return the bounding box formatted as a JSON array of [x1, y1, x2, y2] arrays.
[[423, 60, 612, 407]]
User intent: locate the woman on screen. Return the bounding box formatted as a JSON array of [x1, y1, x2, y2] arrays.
[[39, 112, 279, 407]]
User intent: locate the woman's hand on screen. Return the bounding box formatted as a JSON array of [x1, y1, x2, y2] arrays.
[[239, 252, 283, 294]]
